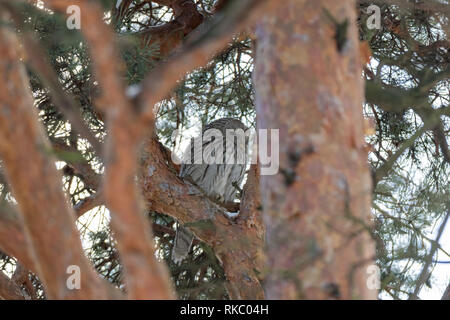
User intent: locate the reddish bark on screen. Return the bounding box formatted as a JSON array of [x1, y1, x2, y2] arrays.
[[139, 138, 265, 299], [223, 164, 265, 299], [0, 0, 265, 300], [254, 0, 376, 299], [11, 264, 38, 299], [0, 271, 24, 300], [73, 0, 264, 298], [140, 0, 204, 58], [0, 205, 36, 273], [0, 22, 113, 299], [73, 1, 175, 299]]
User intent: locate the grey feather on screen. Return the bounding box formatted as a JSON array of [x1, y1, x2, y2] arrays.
[[171, 118, 248, 264]]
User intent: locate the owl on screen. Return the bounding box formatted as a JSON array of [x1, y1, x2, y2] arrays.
[[171, 118, 249, 264]]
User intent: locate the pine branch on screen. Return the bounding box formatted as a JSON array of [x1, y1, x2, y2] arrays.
[[409, 208, 450, 300]]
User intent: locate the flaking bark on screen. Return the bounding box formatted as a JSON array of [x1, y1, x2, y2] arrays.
[[254, 0, 377, 299]]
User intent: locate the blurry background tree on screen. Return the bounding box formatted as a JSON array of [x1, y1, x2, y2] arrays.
[[0, 0, 448, 300]]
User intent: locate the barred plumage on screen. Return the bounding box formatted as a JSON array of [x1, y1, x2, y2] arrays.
[[171, 118, 248, 264]]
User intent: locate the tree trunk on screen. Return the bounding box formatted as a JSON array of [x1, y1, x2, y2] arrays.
[[254, 0, 377, 299]]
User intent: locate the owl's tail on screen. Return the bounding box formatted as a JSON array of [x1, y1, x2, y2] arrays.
[[171, 224, 194, 265]]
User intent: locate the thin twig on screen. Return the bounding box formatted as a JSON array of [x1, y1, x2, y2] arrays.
[[409, 208, 450, 300]]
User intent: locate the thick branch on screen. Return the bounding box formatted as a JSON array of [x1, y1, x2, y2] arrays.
[[12, 263, 37, 300], [0, 21, 111, 299], [0, 271, 25, 300], [46, 0, 265, 300], [139, 137, 265, 299], [67, 0, 174, 299], [223, 164, 265, 299], [137, 0, 265, 123], [0, 204, 36, 273], [374, 107, 449, 184], [365, 67, 450, 114], [365, 80, 418, 113], [51, 138, 102, 190], [1, 2, 103, 156], [137, 0, 204, 58], [74, 191, 105, 218]]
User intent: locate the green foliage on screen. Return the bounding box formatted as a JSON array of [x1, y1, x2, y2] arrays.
[[360, 3, 448, 299], [120, 36, 160, 84], [0, 0, 448, 300]]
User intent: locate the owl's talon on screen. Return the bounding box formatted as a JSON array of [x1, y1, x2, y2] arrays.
[[224, 211, 240, 219]]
